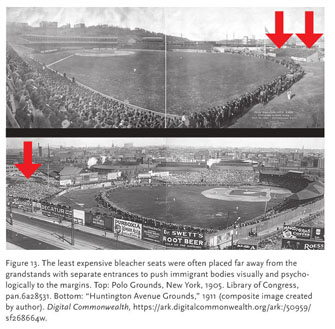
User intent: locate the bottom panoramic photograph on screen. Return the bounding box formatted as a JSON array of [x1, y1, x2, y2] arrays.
[[6, 138, 324, 250]]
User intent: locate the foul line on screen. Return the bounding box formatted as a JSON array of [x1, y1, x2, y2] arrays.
[[32, 55, 181, 119], [47, 54, 75, 67]]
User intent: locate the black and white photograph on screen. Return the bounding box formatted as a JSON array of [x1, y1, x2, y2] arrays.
[[6, 7, 324, 128], [6, 138, 324, 250], [1, 0, 333, 327]]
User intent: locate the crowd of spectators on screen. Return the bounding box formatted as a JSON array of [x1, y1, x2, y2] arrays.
[[182, 51, 305, 128], [224, 195, 324, 232], [7, 181, 62, 202], [259, 172, 310, 193], [7, 45, 179, 128], [94, 183, 215, 234], [258, 209, 324, 250], [6, 168, 323, 244], [91, 170, 323, 237], [7, 44, 305, 129], [92, 169, 256, 234], [158, 168, 257, 186]]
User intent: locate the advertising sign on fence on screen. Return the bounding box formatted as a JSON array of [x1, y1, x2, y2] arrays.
[[41, 202, 73, 221], [92, 214, 105, 227], [73, 209, 85, 225], [235, 239, 258, 250], [162, 229, 205, 249], [12, 198, 32, 212], [208, 232, 231, 248], [142, 225, 161, 243], [114, 218, 142, 239], [283, 225, 324, 241], [282, 238, 324, 250]]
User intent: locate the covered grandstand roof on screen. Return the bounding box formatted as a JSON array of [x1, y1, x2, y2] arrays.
[[93, 164, 135, 170], [142, 36, 163, 41], [92, 163, 152, 171], [24, 34, 118, 40], [288, 181, 324, 201], [59, 166, 83, 176]]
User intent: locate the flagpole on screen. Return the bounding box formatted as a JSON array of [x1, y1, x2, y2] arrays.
[[48, 161, 49, 189], [264, 27, 268, 55], [264, 187, 270, 215]]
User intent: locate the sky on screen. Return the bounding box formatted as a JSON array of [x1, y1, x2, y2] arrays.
[[6, 138, 324, 150], [7, 7, 324, 40]]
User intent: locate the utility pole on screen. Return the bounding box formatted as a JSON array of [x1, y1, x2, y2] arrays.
[[47, 144, 50, 190], [61, 217, 65, 242], [264, 188, 270, 215], [47, 158, 50, 190], [8, 199, 13, 225], [231, 216, 241, 249], [71, 217, 75, 245]]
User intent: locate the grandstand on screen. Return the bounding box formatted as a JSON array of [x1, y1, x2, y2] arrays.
[[156, 161, 207, 168], [287, 181, 324, 204], [6, 157, 324, 249], [156, 167, 257, 186], [7, 38, 307, 128], [274, 47, 324, 63], [259, 169, 312, 193], [6, 44, 177, 128], [23, 34, 118, 50], [59, 166, 83, 186], [139, 37, 165, 50], [257, 168, 324, 214]]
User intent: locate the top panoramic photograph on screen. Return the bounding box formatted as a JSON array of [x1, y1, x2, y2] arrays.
[[6, 7, 324, 129]]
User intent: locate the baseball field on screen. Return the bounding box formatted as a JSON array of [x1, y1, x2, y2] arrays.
[[31, 50, 287, 115], [52, 185, 292, 230]]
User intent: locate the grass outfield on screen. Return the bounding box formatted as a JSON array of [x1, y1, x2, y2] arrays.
[[32, 50, 286, 115], [166, 52, 286, 114], [53, 185, 290, 230], [53, 188, 100, 209], [232, 62, 324, 128], [31, 50, 75, 65], [35, 50, 165, 112]]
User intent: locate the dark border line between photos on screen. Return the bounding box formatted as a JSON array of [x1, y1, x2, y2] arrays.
[[6, 128, 325, 138]]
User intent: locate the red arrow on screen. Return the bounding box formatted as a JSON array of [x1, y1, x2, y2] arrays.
[[15, 141, 41, 179], [266, 11, 293, 48], [296, 11, 323, 48]]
